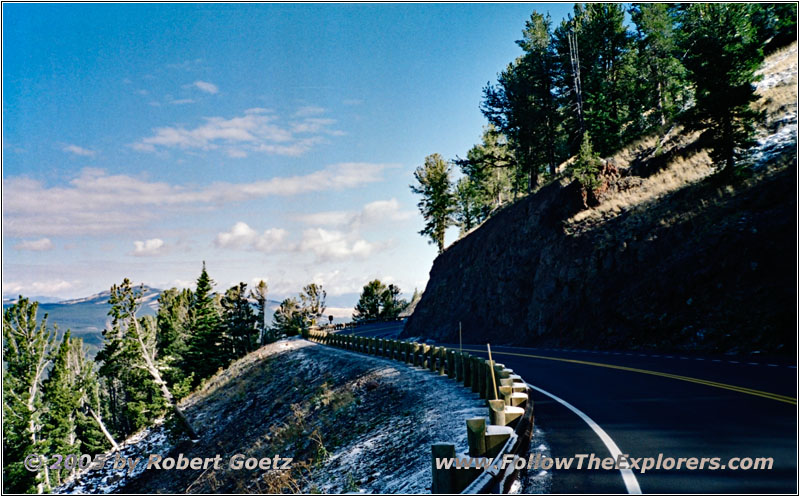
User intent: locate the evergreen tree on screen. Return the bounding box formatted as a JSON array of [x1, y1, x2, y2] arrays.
[[353, 280, 406, 322], [42, 332, 111, 487], [185, 262, 226, 383], [220, 282, 258, 358], [453, 177, 484, 235], [353, 280, 385, 323], [271, 298, 305, 337], [379, 284, 407, 320], [3, 298, 55, 493], [156, 287, 193, 397], [572, 132, 603, 194], [299, 283, 327, 327], [249, 280, 271, 345], [678, 3, 765, 171], [410, 153, 456, 253], [454, 125, 515, 217]]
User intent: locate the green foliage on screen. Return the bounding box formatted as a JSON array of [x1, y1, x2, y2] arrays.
[[3, 297, 54, 493], [352, 280, 407, 322], [96, 281, 167, 438], [156, 287, 193, 394], [250, 280, 271, 344], [299, 283, 327, 327], [453, 177, 484, 235], [272, 297, 305, 337], [410, 153, 456, 253], [630, 3, 690, 131], [678, 3, 765, 171], [482, 12, 559, 191], [185, 262, 228, 383], [221, 282, 258, 357], [572, 132, 603, 191]]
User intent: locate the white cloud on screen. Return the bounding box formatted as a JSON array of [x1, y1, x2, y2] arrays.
[[3, 163, 388, 236], [170, 98, 195, 105], [294, 105, 325, 117], [4, 279, 74, 297], [215, 222, 288, 253], [14, 238, 54, 251], [131, 108, 341, 157], [191, 80, 219, 94], [298, 228, 377, 261], [132, 238, 166, 257], [63, 144, 96, 157], [295, 198, 413, 229]]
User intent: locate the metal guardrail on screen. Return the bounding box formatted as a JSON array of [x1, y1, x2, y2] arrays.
[[305, 330, 534, 494]]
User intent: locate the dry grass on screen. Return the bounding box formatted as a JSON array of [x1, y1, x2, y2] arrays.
[[565, 41, 796, 230]]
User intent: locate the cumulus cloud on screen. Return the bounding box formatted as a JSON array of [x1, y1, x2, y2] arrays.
[[215, 222, 288, 253], [191, 80, 219, 94], [298, 228, 377, 261], [3, 163, 388, 236], [131, 107, 342, 157], [132, 238, 166, 256], [14, 238, 54, 251], [63, 144, 96, 157]]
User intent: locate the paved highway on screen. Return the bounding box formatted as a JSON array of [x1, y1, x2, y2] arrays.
[[342, 322, 797, 493]]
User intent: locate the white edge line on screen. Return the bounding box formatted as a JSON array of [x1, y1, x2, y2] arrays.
[[526, 382, 642, 495]]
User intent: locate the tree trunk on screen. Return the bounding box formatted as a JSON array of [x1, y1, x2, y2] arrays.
[[132, 318, 200, 441], [88, 407, 120, 451]]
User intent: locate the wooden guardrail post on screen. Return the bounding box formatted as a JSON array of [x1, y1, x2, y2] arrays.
[[471, 357, 480, 393], [446, 349, 456, 379], [431, 443, 456, 494], [466, 417, 486, 456]]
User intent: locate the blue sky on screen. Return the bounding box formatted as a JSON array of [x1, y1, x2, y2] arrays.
[[3, 3, 575, 312]]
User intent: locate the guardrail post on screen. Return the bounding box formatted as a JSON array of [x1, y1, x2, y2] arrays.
[[466, 417, 486, 456], [438, 348, 447, 376], [446, 349, 455, 379], [488, 399, 506, 427], [454, 352, 463, 382], [477, 359, 487, 399], [428, 346, 437, 372], [499, 385, 513, 406], [431, 443, 456, 494], [422, 344, 430, 369], [471, 357, 480, 393]]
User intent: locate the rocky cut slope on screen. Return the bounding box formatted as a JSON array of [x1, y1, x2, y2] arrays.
[[403, 43, 797, 357]]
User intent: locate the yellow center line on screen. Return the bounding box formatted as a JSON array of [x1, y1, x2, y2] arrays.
[[459, 347, 796, 405]]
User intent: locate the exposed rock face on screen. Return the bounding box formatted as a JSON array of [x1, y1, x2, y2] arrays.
[[402, 165, 795, 356]]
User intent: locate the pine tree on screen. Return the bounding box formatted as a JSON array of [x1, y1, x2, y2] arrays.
[[630, 3, 689, 131], [299, 283, 327, 328], [453, 177, 484, 235], [353, 280, 386, 323], [454, 125, 515, 217], [3, 298, 55, 493], [379, 284, 407, 320], [572, 132, 603, 196], [156, 287, 193, 397], [271, 298, 305, 337], [410, 154, 456, 253], [221, 282, 258, 358], [249, 280, 271, 345], [678, 3, 765, 171], [185, 262, 226, 383]]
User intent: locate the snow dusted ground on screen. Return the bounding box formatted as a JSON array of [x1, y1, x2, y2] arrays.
[[55, 338, 548, 494], [748, 42, 797, 170]]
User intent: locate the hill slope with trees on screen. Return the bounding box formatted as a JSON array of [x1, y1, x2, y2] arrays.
[[403, 37, 796, 357]]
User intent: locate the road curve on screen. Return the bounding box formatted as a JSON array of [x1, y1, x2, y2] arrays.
[[345, 323, 797, 493]]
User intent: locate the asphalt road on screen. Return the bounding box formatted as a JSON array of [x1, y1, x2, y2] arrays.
[[342, 322, 797, 493]]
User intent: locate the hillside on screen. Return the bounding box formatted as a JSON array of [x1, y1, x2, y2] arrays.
[[403, 43, 797, 357], [57, 338, 500, 494]]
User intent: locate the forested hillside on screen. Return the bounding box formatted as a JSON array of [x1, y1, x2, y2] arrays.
[[404, 4, 796, 356]]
